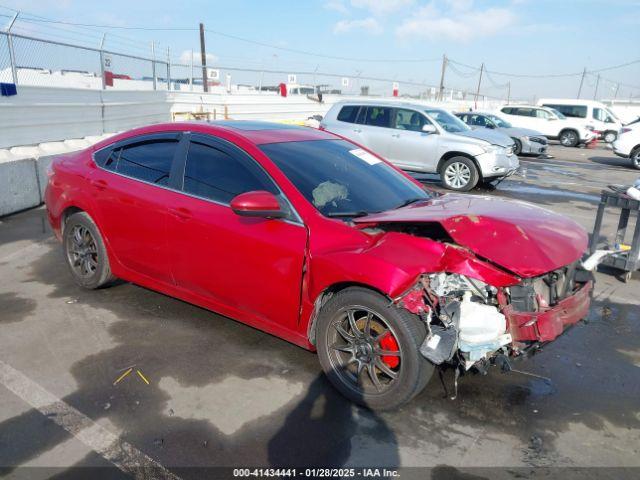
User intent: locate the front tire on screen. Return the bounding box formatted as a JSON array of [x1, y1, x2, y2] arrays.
[[632, 147, 640, 170], [63, 212, 115, 289], [559, 129, 579, 147], [603, 131, 617, 143], [316, 287, 434, 410], [512, 138, 522, 156], [440, 156, 479, 191]]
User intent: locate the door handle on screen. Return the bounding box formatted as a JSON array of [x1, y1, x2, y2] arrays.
[[90, 179, 107, 190], [353, 128, 362, 133], [169, 207, 192, 221], [391, 133, 400, 138]]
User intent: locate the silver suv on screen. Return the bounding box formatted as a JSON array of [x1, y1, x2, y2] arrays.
[[321, 100, 518, 191]]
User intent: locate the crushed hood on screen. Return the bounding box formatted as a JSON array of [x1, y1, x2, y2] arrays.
[[456, 129, 514, 147], [354, 194, 588, 278]]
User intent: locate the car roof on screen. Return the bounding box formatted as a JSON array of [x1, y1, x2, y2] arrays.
[[332, 99, 441, 110], [98, 120, 340, 148]]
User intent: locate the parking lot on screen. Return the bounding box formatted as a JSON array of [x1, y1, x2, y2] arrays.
[[0, 143, 639, 478]]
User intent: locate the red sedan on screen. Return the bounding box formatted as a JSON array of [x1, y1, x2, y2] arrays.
[[45, 121, 593, 410]]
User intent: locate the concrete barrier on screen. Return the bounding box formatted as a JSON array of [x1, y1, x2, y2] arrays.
[[0, 158, 40, 217]]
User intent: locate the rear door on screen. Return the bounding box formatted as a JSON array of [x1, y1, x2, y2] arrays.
[[166, 133, 307, 330], [90, 133, 183, 283], [357, 105, 394, 159], [387, 108, 440, 172]]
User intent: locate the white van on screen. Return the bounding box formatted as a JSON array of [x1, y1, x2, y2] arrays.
[[538, 99, 622, 143]]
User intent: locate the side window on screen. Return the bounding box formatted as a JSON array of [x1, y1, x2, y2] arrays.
[[364, 106, 392, 128], [501, 107, 513, 114], [470, 114, 488, 126], [457, 114, 469, 124], [112, 139, 178, 186], [515, 108, 534, 117], [355, 106, 367, 124], [394, 108, 428, 132], [183, 140, 278, 204], [535, 109, 551, 119], [337, 105, 360, 123]]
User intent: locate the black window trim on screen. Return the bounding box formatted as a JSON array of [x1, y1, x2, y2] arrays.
[[92, 131, 186, 191], [92, 131, 303, 226], [176, 133, 303, 225]]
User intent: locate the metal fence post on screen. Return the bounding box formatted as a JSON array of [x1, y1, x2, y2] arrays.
[[189, 49, 194, 91], [166, 46, 171, 90], [151, 41, 157, 90], [99, 34, 106, 90], [6, 12, 19, 85]]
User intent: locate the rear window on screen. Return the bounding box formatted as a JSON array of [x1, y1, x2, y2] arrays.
[[501, 107, 514, 114], [103, 139, 178, 186], [337, 105, 360, 123], [543, 104, 587, 118]]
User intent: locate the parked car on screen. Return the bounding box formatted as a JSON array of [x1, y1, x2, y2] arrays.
[[321, 101, 517, 191], [538, 99, 622, 143], [499, 105, 596, 147], [612, 122, 640, 169], [455, 111, 547, 156], [45, 121, 594, 410]]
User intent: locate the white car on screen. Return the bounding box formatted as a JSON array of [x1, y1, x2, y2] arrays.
[[538, 99, 622, 143], [499, 105, 596, 147], [612, 123, 640, 170]]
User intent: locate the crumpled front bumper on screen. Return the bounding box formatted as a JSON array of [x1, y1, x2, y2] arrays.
[[502, 281, 593, 343]]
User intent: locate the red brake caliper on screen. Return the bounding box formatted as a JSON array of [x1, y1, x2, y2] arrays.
[[378, 331, 400, 369]]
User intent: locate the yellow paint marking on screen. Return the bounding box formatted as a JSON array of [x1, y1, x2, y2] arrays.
[[113, 368, 132, 386], [136, 370, 150, 385]]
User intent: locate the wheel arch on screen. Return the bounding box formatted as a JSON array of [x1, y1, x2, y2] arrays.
[[437, 151, 483, 179], [306, 281, 390, 346]]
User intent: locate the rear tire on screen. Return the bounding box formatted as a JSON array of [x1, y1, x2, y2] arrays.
[[512, 138, 522, 156], [63, 212, 115, 289], [440, 156, 479, 191], [603, 131, 617, 143], [559, 129, 579, 147], [316, 287, 434, 410]]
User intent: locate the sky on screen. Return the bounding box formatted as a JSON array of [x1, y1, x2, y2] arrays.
[[1, 0, 639, 100]]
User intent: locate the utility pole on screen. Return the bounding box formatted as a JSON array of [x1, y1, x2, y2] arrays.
[[437, 54, 447, 101], [614, 83, 620, 100], [507, 81, 511, 104], [6, 11, 19, 85], [577, 67, 587, 99], [199, 23, 208, 93], [593, 74, 600, 100], [474, 63, 484, 108]]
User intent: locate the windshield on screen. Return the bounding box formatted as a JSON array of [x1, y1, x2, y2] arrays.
[[425, 109, 470, 133], [486, 114, 512, 128], [260, 140, 430, 218], [548, 108, 566, 119]]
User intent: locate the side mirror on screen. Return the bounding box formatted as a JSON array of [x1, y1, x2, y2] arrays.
[[230, 191, 285, 219], [422, 124, 437, 134]]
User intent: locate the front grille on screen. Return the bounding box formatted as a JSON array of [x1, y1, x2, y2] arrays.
[[530, 136, 547, 145]]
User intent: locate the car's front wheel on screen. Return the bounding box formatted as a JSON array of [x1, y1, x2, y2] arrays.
[[559, 129, 579, 147], [512, 138, 522, 156], [316, 287, 434, 410], [440, 156, 479, 191], [603, 131, 617, 143], [632, 147, 640, 170], [63, 212, 115, 289]]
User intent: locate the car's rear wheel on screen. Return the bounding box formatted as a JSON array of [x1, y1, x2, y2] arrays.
[[316, 287, 434, 410], [632, 147, 640, 170], [440, 156, 479, 191], [603, 131, 617, 143], [63, 212, 115, 289], [559, 129, 579, 147], [512, 138, 522, 156]]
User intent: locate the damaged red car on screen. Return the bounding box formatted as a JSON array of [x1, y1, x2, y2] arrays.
[[45, 121, 593, 410]]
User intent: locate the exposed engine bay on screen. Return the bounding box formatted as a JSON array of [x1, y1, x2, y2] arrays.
[[395, 263, 593, 373]]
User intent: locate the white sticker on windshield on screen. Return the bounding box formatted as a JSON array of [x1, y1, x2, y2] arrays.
[[349, 148, 381, 165]]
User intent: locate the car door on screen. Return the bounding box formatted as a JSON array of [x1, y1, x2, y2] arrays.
[[357, 105, 394, 159], [327, 104, 364, 141], [387, 108, 440, 172], [89, 133, 184, 283], [533, 108, 559, 136], [166, 133, 307, 330]]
